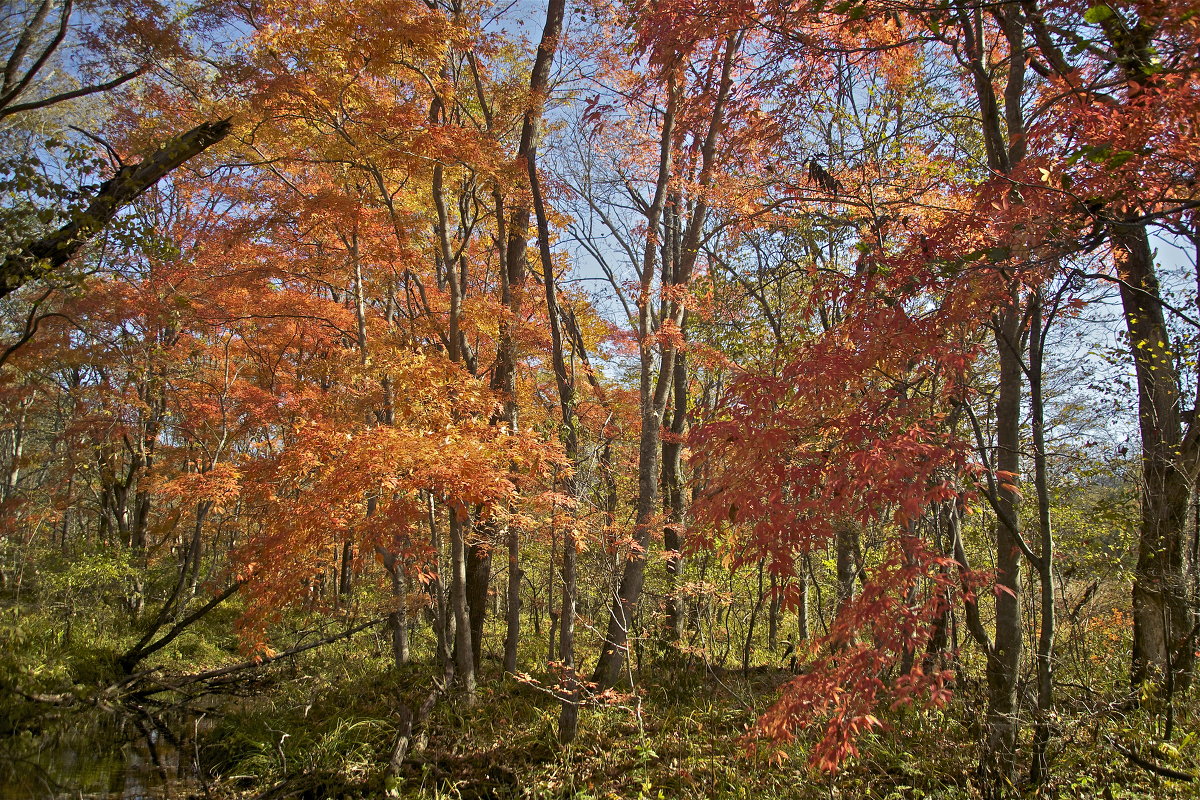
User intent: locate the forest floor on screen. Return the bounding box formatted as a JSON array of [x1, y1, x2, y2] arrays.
[[199, 647, 1199, 800], [5, 607, 1200, 799]]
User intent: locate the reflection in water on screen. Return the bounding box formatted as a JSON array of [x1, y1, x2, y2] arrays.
[[2, 710, 209, 799]]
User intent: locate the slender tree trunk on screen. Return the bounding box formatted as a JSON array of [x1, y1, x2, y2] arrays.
[[558, 510, 579, 742], [594, 402, 662, 687], [983, 297, 1025, 795], [924, 503, 956, 673], [1028, 289, 1056, 784], [525, 109, 580, 739], [547, 528, 559, 663], [662, 333, 688, 641], [743, 559, 766, 676], [2, 399, 27, 502], [768, 572, 780, 653], [382, 550, 410, 668], [432, 127, 477, 698], [491, 186, 524, 677], [592, 75, 679, 687], [450, 509, 475, 701], [428, 494, 453, 674], [834, 521, 858, 619], [339, 540, 353, 598], [504, 525, 522, 674], [495, 0, 567, 677], [185, 502, 208, 598], [797, 564, 809, 644], [594, 34, 740, 688], [947, 5, 1029, 790]]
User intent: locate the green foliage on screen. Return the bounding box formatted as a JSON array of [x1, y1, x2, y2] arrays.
[[1083, 5, 1116, 24], [0, 134, 107, 257]]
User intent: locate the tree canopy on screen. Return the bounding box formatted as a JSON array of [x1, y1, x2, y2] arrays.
[[2, 0, 1200, 795]]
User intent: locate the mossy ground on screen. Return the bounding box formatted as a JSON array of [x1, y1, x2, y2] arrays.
[[3, 586, 1198, 799], [193, 631, 1200, 800]]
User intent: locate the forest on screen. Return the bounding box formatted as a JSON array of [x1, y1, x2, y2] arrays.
[[0, 0, 1198, 796]]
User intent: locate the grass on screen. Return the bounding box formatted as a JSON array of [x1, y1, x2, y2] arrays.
[[189, 627, 1200, 800], [4, 570, 1200, 799]]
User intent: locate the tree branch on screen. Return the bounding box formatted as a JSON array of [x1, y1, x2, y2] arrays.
[[1108, 737, 1196, 782], [0, 118, 232, 298]]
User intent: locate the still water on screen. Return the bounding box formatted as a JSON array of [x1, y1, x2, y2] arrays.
[[2, 712, 210, 799]]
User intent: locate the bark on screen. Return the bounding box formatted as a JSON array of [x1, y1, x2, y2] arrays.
[[495, 186, 523, 676], [339, 540, 353, 598], [797, 564, 809, 644], [449, 509, 475, 701], [662, 321, 688, 640], [525, 116, 579, 740], [983, 297, 1024, 795], [593, 33, 740, 689], [952, 7, 1028, 790], [743, 560, 766, 676], [923, 504, 956, 673], [768, 572, 780, 653], [592, 388, 663, 688], [1112, 220, 1195, 692], [1021, 0, 1198, 698], [1, 120, 231, 298], [547, 529, 559, 662], [427, 494, 453, 675], [432, 120, 476, 697], [465, 540, 490, 674], [1, 398, 28, 502], [497, 0, 566, 675], [380, 549, 410, 668], [503, 525, 522, 674], [591, 74, 678, 686], [834, 521, 859, 620], [1028, 290, 1055, 785]]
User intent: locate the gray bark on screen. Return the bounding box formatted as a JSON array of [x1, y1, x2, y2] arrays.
[[1112, 220, 1196, 692], [593, 33, 740, 689]]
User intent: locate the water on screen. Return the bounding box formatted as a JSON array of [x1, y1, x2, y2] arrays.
[[1, 711, 211, 799]]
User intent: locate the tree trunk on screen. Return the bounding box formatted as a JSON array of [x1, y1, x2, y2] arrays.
[[465, 539, 490, 674], [449, 509, 476, 701], [924, 503, 956, 673], [547, 528, 559, 663], [594, 33, 740, 688], [662, 335, 688, 641], [339, 540, 353, 598], [768, 572, 780, 653], [1028, 289, 1055, 785], [834, 521, 858, 619], [1112, 219, 1195, 693], [427, 494, 453, 674], [797, 564, 809, 644], [1, 398, 27, 502], [385, 553, 410, 668], [504, 526, 522, 674], [496, 0, 567, 677], [743, 559, 766, 676], [983, 298, 1024, 796], [592, 80, 676, 685], [593, 405, 662, 688], [525, 98, 580, 739]]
